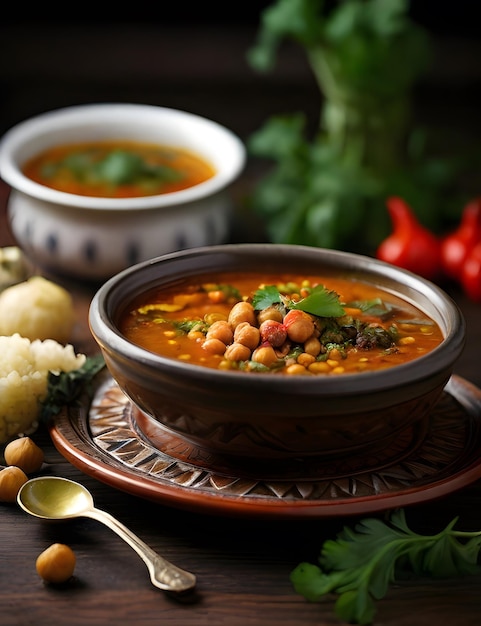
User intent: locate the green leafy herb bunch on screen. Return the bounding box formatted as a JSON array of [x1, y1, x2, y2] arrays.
[[247, 0, 466, 254], [291, 508, 481, 624]]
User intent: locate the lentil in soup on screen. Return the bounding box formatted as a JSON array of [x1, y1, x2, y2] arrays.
[[22, 140, 216, 198], [119, 272, 444, 375]]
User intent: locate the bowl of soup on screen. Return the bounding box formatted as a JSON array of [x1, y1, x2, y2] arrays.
[[88, 243, 465, 465], [0, 104, 246, 280]]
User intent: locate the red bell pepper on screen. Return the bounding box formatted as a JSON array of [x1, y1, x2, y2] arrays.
[[440, 197, 481, 280], [376, 196, 442, 280]]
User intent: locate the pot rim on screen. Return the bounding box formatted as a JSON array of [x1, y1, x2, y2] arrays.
[[89, 243, 466, 396]]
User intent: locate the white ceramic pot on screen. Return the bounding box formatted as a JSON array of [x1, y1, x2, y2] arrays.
[[0, 103, 246, 281]]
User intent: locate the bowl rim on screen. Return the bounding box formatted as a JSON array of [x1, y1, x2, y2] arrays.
[[88, 243, 466, 395], [0, 103, 246, 211]]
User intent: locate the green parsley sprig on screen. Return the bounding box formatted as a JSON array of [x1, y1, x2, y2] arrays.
[[291, 508, 481, 625], [252, 284, 345, 317], [39, 354, 105, 422]]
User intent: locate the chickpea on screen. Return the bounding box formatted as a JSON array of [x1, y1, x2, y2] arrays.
[[283, 310, 315, 343], [224, 342, 251, 362], [36, 543, 76, 584], [4, 436, 44, 474], [257, 305, 283, 325], [228, 301, 257, 328], [285, 363, 308, 375], [328, 347, 343, 361], [308, 361, 331, 374], [259, 319, 287, 347], [206, 320, 233, 345], [202, 338, 227, 355], [0, 466, 29, 502], [297, 352, 316, 367], [304, 336, 322, 357], [207, 290, 227, 304], [234, 322, 260, 350], [251, 344, 279, 367]]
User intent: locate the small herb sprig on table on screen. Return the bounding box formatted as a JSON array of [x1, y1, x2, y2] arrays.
[[39, 354, 105, 422], [291, 508, 481, 625]]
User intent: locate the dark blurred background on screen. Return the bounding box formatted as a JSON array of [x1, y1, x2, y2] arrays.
[[1, 2, 480, 143]]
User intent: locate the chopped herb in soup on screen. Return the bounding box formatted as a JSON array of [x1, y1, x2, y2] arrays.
[[22, 140, 216, 198], [118, 273, 444, 375]]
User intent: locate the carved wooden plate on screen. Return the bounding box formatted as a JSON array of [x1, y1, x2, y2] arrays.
[[49, 372, 481, 519]]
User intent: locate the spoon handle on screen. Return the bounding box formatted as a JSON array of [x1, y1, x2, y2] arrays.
[[85, 507, 196, 592]]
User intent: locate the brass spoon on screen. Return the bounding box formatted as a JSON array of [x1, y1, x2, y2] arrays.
[[17, 476, 196, 593]]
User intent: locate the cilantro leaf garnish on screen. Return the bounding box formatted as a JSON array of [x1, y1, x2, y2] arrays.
[[175, 318, 208, 334], [253, 284, 344, 317], [252, 285, 282, 310], [289, 284, 345, 317], [291, 509, 481, 625], [47, 149, 183, 188]]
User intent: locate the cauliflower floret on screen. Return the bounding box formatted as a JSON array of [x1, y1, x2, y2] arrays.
[[0, 276, 75, 343], [0, 334, 85, 443]]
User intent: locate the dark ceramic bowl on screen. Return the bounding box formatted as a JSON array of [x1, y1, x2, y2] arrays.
[[88, 244, 465, 464]]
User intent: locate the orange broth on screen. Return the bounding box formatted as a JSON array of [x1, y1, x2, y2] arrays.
[[118, 272, 444, 375], [22, 140, 216, 198]]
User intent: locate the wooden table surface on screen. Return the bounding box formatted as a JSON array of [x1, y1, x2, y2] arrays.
[[2, 190, 481, 626], [2, 18, 481, 626]]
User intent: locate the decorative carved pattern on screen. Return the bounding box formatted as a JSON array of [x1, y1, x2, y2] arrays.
[[58, 374, 481, 509]]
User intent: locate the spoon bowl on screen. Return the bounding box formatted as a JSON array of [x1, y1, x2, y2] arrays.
[[18, 476, 196, 593], [18, 475, 94, 519]]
